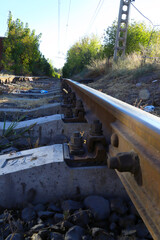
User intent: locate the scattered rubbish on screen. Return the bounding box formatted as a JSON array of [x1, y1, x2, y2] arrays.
[[41, 90, 48, 94], [152, 80, 158, 83], [139, 89, 150, 100], [28, 77, 33, 81], [144, 105, 155, 112], [136, 83, 141, 87]]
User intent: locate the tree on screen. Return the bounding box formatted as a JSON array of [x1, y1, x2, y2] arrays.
[[103, 20, 159, 58], [2, 12, 56, 76], [62, 35, 102, 77]]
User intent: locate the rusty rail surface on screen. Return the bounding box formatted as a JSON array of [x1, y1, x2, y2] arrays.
[[63, 78, 160, 240]]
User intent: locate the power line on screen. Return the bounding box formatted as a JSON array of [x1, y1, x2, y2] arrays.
[[131, 2, 160, 47], [131, 2, 160, 28], [66, 0, 71, 28], [65, 0, 71, 51], [58, 0, 61, 53], [54, 56, 66, 59], [131, 3, 153, 25], [89, 0, 102, 25], [86, 0, 105, 34], [87, 0, 104, 33]]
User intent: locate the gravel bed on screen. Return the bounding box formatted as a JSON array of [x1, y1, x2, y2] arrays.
[[0, 195, 153, 240]]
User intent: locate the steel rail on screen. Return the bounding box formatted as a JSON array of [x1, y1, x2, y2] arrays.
[[64, 78, 160, 240]]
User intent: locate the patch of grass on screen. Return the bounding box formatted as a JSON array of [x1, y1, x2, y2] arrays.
[[86, 52, 160, 117], [86, 59, 110, 78], [72, 68, 90, 81], [108, 53, 159, 80], [0, 96, 57, 109], [0, 116, 36, 150], [85, 53, 159, 82], [84, 53, 159, 82]]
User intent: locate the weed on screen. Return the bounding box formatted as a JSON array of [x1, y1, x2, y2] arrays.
[[34, 138, 40, 148], [133, 99, 148, 110], [63, 210, 70, 221], [0, 116, 36, 150], [27, 137, 40, 149], [86, 59, 110, 78]]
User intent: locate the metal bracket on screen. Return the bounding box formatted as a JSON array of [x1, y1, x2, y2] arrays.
[[62, 100, 87, 123], [63, 142, 107, 167], [63, 121, 107, 167]]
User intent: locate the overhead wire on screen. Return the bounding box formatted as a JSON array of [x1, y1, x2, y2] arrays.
[[66, 0, 71, 28], [58, 0, 61, 54], [131, 2, 160, 51], [131, 3, 153, 25], [86, 0, 105, 34], [65, 0, 72, 53], [88, 0, 102, 26], [131, 2, 160, 28]]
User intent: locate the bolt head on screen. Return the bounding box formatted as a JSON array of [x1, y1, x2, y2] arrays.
[[76, 100, 83, 108], [70, 132, 83, 147], [73, 131, 80, 137], [90, 120, 102, 136], [65, 108, 73, 118]]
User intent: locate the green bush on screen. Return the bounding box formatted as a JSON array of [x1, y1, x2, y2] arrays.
[[62, 35, 103, 78]]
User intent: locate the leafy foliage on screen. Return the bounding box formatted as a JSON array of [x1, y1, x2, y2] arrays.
[[103, 20, 160, 58], [62, 35, 103, 77], [2, 12, 57, 76]]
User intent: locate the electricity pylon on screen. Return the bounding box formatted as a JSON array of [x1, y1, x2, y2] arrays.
[[114, 0, 133, 61]]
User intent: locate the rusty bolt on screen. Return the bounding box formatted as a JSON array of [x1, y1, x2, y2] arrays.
[[70, 132, 83, 147], [90, 120, 103, 136], [111, 133, 119, 148], [70, 92, 76, 100], [74, 100, 85, 118], [107, 151, 140, 175], [69, 131, 84, 155], [76, 100, 83, 108], [65, 108, 73, 118], [63, 97, 69, 104], [68, 87, 72, 93]]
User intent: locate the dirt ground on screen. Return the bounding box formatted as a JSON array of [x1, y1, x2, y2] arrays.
[[0, 73, 159, 117], [0, 76, 61, 109], [87, 71, 160, 117]]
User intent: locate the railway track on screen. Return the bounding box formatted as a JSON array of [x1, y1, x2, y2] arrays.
[[62, 78, 160, 240]]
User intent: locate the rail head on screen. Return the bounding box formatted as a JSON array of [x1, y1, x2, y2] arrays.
[[65, 78, 160, 147], [64, 78, 160, 240]]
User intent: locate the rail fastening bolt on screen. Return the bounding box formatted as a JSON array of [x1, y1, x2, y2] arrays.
[[69, 131, 84, 155], [90, 120, 102, 136], [70, 132, 83, 149], [107, 151, 140, 175]]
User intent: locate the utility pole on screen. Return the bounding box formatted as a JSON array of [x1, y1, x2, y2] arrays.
[[114, 0, 133, 61]]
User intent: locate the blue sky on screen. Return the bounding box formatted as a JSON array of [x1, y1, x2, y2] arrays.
[[0, 0, 160, 68]]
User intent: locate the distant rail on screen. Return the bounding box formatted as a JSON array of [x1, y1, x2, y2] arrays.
[[63, 78, 160, 240]]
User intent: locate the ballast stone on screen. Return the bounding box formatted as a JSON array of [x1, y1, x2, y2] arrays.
[[5, 233, 24, 240], [84, 195, 110, 221], [21, 207, 36, 222], [61, 200, 83, 212], [65, 225, 85, 240], [50, 232, 64, 240]]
